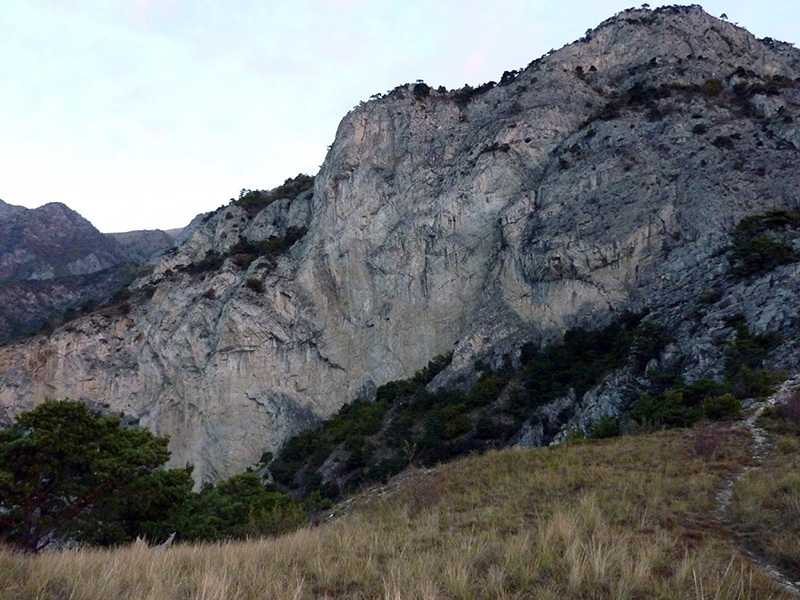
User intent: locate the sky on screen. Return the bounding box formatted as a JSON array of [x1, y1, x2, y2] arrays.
[[1, 1, 798, 233]]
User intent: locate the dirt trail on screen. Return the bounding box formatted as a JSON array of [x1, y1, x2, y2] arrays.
[[715, 375, 800, 595]]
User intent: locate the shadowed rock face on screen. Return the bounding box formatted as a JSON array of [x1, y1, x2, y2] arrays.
[[1, 6, 800, 484]]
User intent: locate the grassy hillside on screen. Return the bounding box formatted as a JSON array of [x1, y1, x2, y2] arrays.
[[1, 421, 796, 599]]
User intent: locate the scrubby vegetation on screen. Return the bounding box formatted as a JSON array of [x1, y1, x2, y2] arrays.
[[180, 250, 226, 276], [629, 314, 781, 430], [480, 141, 511, 154], [232, 175, 314, 217], [412, 81, 430, 100], [269, 351, 457, 498], [229, 227, 308, 269], [270, 302, 786, 506], [518, 312, 654, 409], [450, 80, 497, 107], [585, 71, 797, 126], [178, 472, 306, 542], [631, 378, 740, 429], [724, 316, 784, 394], [181, 227, 308, 276], [728, 209, 800, 278], [181, 175, 313, 276], [269, 312, 677, 501], [244, 277, 265, 293]]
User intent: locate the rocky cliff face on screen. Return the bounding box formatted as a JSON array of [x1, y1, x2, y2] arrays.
[[1, 5, 799, 484]]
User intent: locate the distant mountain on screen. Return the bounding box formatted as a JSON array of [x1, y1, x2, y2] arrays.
[[0, 203, 135, 343], [0, 202, 125, 281], [107, 229, 180, 264], [0, 202, 185, 343], [0, 199, 26, 221]]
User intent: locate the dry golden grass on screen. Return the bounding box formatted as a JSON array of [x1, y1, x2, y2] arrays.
[[1, 427, 794, 599], [732, 433, 800, 581]]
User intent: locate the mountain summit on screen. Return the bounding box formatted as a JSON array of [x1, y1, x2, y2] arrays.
[[1, 5, 799, 483]]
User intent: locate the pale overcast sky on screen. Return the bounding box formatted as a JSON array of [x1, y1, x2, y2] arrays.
[[1, 1, 797, 233]]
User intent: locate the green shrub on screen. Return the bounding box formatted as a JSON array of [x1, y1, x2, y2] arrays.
[[376, 378, 419, 403], [245, 277, 265, 293], [364, 455, 407, 482], [411, 351, 453, 385], [630, 321, 671, 370], [632, 387, 699, 429], [182, 250, 225, 275], [631, 379, 730, 429], [724, 317, 782, 387], [731, 236, 797, 277], [728, 210, 800, 278], [701, 393, 741, 420], [451, 81, 496, 107], [466, 373, 509, 407], [519, 312, 648, 415], [270, 429, 319, 485], [413, 82, 431, 100], [588, 416, 621, 439], [438, 404, 472, 440], [728, 366, 782, 400], [481, 141, 511, 154], [701, 78, 725, 97], [328, 398, 389, 439], [182, 472, 304, 541], [230, 227, 308, 268], [712, 135, 735, 149]]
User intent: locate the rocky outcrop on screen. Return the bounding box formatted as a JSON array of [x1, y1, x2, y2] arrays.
[[1, 6, 799, 484]]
